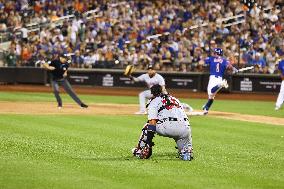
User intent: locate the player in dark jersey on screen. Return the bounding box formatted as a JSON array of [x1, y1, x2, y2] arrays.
[[43, 54, 88, 109]]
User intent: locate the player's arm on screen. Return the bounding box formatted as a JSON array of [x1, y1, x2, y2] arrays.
[[42, 61, 55, 71], [148, 119, 157, 126], [276, 60, 284, 80], [161, 85, 168, 94], [146, 101, 158, 143], [63, 70, 67, 78], [130, 74, 144, 82], [199, 57, 210, 66], [158, 75, 167, 94]]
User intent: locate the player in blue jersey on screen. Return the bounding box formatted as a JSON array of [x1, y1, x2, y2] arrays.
[[275, 58, 284, 110], [200, 48, 237, 114]]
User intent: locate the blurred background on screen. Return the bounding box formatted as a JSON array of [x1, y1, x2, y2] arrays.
[[0, 0, 283, 92]]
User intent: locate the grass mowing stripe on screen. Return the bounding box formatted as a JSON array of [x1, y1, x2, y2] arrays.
[[0, 114, 283, 189]]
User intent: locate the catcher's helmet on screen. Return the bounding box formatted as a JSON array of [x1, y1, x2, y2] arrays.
[[151, 84, 162, 97], [214, 48, 223, 56]]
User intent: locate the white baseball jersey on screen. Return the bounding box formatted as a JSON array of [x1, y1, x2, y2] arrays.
[[147, 95, 191, 148], [148, 95, 187, 121], [135, 73, 165, 89]]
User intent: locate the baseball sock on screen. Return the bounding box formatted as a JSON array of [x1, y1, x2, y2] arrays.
[[204, 99, 214, 110]]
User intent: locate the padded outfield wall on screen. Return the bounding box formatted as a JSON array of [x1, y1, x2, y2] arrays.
[[0, 67, 281, 93]]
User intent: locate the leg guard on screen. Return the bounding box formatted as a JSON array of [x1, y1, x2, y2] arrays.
[[132, 124, 155, 159]]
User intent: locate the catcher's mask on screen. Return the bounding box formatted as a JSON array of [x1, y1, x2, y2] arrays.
[[151, 84, 162, 97]]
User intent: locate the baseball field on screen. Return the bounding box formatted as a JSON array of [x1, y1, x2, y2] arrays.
[[0, 86, 283, 189]]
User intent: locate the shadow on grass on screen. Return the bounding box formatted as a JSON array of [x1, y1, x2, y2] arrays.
[[72, 152, 179, 161]]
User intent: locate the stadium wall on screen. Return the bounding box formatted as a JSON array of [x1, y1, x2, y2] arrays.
[[0, 67, 281, 93]]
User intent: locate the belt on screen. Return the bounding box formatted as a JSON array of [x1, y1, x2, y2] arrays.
[[214, 75, 222, 78], [158, 117, 188, 123]]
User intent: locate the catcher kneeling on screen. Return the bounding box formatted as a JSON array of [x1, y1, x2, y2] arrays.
[[132, 84, 193, 161]]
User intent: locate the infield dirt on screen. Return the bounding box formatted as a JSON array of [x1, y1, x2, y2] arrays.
[[0, 101, 283, 126]]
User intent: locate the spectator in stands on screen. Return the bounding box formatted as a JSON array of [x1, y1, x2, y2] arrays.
[[252, 53, 267, 73], [0, 0, 282, 75], [72, 50, 84, 68], [5, 46, 17, 67], [265, 47, 279, 74], [20, 43, 31, 66], [127, 47, 138, 66]]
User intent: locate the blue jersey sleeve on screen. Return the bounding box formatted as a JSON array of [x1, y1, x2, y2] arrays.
[[279, 60, 284, 74], [204, 57, 210, 65]]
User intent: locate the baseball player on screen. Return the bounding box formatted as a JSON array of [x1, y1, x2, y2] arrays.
[[275, 58, 284, 110], [129, 64, 167, 114], [42, 54, 88, 109], [200, 48, 237, 114], [132, 84, 193, 161]]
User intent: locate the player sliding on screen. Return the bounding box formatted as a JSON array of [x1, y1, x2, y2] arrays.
[[132, 84, 193, 161], [200, 48, 237, 115]]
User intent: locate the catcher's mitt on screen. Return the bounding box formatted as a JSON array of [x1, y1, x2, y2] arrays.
[[124, 65, 135, 76]]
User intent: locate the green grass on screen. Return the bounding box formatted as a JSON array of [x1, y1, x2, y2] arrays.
[[183, 98, 284, 118], [0, 91, 283, 118], [0, 91, 138, 104], [0, 115, 283, 189], [0, 91, 283, 188]]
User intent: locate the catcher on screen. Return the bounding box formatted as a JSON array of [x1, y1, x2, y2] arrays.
[[132, 84, 193, 161], [124, 64, 167, 114]]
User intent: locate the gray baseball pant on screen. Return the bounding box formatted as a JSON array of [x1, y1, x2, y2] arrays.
[[156, 119, 192, 152], [51, 78, 83, 107]]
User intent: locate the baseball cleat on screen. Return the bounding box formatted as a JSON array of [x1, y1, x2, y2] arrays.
[[275, 106, 280, 111], [221, 79, 229, 89], [57, 106, 62, 109], [80, 103, 88, 108], [179, 151, 192, 161], [202, 105, 209, 115]]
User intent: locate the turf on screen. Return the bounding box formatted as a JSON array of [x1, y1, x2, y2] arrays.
[[0, 91, 283, 118], [0, 115, 283, 189], [0, 91, 283, 188]]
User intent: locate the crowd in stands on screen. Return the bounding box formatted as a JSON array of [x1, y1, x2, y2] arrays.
[[0, 0, 283, 74]]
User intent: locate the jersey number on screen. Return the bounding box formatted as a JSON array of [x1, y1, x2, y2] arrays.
[[216, 63, 220, 72]]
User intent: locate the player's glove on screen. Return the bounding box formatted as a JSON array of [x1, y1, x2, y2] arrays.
[[124, 65, 135, 77], [139, 144, 153, 159]]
